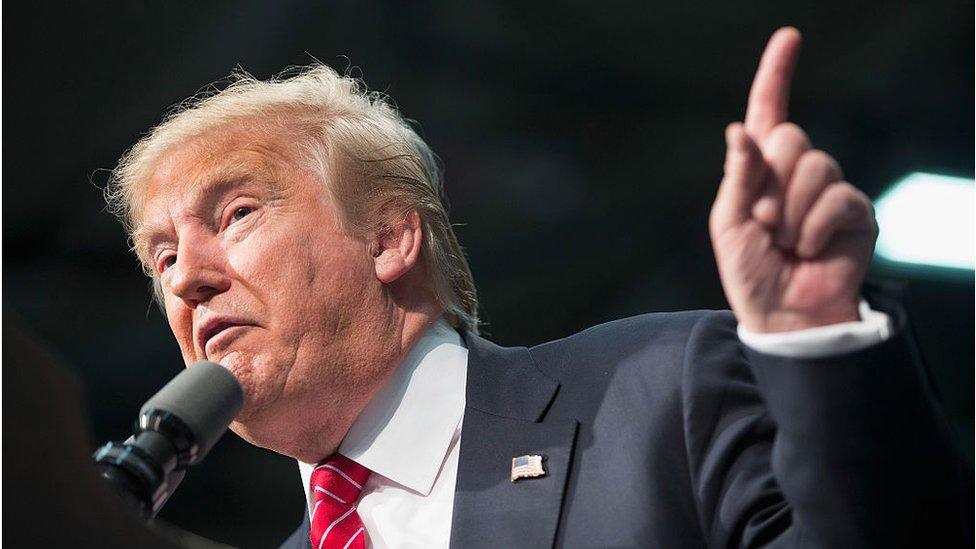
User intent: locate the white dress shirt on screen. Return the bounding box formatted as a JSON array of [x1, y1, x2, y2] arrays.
[[299, 306, 891, 547], [737, 300, 892, 358], [299, 319, 467, 549]]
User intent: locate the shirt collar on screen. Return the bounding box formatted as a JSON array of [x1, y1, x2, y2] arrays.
[[299, 318, 467, 504]]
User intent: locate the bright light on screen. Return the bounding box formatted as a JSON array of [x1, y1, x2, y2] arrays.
[[874, 172, 974, 271]]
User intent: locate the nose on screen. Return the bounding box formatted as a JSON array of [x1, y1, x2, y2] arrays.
[[167, 237, 231, 308]]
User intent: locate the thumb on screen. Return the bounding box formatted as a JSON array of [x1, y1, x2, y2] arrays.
[[710, 123, 767, 235]]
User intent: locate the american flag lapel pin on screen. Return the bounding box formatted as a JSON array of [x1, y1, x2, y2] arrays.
[[511, 454, 546, 482]]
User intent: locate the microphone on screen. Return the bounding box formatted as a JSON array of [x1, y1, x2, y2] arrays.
[[93, 361, 243, 519]]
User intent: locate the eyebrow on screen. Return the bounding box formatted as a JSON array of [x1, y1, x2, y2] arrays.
[[132, 159, 283, 263]]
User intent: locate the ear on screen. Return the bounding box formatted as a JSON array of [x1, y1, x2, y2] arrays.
[[372, 210, 423, 284]]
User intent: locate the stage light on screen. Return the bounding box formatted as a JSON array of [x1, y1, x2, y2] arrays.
[[873, 172, 974, 271]]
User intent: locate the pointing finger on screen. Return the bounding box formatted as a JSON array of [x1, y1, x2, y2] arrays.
[[710, 123, 767, 234], [744, 27, 802, 141]]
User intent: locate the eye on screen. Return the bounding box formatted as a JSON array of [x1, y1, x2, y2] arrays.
[[231, 206, 254, 223], [158, 254, 177, 273]]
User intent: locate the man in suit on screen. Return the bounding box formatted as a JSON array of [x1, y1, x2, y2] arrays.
[[109, 28, 967, 547]]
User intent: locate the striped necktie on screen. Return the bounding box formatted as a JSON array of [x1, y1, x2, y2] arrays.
[[309, 454, 371, 549]]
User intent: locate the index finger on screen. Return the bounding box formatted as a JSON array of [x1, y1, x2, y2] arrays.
[[744, 27, 803, 140]]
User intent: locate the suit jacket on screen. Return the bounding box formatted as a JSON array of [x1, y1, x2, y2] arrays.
[[282, 291, 969, 548]]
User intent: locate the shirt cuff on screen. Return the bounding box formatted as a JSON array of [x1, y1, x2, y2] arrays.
[[737, 300, 893, 359]]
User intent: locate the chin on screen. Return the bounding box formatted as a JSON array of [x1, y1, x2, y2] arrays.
[[214, 350, 289, 426], [228, 419, 280, 454], [228, 400, 287, 447]]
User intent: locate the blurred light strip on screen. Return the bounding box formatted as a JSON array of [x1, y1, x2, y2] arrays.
[[874, 172, 974, 271]]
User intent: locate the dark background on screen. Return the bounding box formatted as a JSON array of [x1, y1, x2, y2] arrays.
[[4, 1, 973, 547]]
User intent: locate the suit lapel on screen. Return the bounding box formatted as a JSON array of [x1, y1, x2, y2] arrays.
[[282, 511, 311, 549], [450, 333, 578, 548]]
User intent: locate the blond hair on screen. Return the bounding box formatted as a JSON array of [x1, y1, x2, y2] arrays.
[[106, 64, 479, 333]]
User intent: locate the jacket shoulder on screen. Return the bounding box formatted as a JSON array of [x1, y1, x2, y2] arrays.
[[531, 310, 731, 359], [527, 310, 735, 385]]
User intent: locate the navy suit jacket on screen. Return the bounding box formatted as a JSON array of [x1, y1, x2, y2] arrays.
[[282, 292, 969, 548]]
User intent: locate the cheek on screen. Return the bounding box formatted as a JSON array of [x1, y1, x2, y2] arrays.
[[164, 299, 196, 361], [305, 241, 376, 305], [229, 222, 372, 300], [222, 235, 300, 328]]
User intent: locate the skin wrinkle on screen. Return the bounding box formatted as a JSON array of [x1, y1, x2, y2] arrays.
[[109, 67, 479, 333], [140, 120, 441, 463], [135, 143, 290, 266]]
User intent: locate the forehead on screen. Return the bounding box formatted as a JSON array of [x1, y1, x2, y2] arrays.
[[132, 127, 313, 258], [144, 128, 297, 202]]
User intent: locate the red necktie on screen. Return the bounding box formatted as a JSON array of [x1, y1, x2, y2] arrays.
[[309, 454, 371, 549]]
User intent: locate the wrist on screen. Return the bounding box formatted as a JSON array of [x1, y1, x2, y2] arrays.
[[740, 305, 861, 334]]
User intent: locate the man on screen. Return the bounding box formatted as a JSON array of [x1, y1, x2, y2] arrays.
[[107, 28, 967, 547]]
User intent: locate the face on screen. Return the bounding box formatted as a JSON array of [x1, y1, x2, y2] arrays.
[[139, 128, 399, 458]]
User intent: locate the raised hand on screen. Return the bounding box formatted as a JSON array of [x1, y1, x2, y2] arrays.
[[709, 27, 878, 333]]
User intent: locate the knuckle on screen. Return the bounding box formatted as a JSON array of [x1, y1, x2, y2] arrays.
[[769, 122, 811, 148], [799, 150, 840, 179], [830, 182, 873, 217], [823, 181, 850, 202], [857, 192, 875, 219], [833, 180, 859, 197]]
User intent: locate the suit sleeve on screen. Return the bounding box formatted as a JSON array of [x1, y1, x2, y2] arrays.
[[681, 294, 970, 548]]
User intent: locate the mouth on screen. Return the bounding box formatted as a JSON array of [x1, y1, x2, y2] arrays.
[[196, 317, 257, 360]]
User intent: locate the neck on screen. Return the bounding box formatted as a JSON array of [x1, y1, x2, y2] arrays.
[[289, 297, 443, 464]]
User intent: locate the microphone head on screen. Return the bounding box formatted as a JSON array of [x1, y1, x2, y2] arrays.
[[139, 361, 243, 465]]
